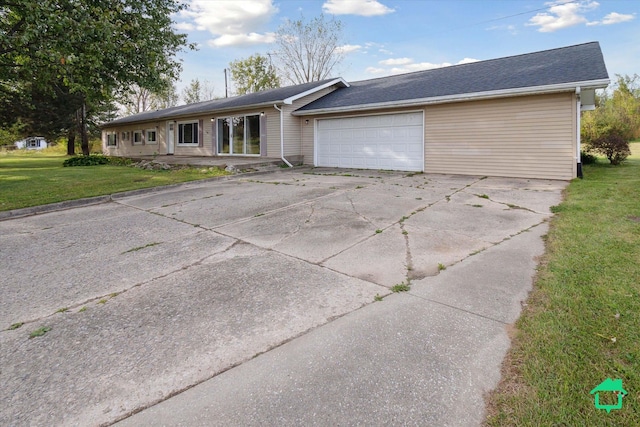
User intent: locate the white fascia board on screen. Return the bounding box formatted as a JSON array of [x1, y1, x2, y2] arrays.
[[283, 78, 350, 105], [103, 101, 285, 128], [293, 78, 611, 116]]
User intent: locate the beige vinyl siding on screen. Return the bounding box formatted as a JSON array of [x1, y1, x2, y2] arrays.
[[103, 115, 216, 156], [267, 86, 338, 161], [103, 121, 167, 156], [424, 93, 576, 180]]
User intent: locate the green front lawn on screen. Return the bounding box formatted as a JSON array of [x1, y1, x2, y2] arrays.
[[485, 143, 640, 426], [0, 153, 228, 211]]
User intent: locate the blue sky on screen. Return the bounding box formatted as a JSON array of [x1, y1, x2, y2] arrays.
[[173, 0, 638, 98]]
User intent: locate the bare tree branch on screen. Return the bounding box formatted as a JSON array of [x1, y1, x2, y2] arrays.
[[274, 14, 345, 85]]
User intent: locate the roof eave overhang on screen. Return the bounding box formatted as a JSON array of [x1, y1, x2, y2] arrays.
[[101, 101, 284, 128], [282, 78, 350, 105], [102, 78, 351, 128], [292, 78, 611, 116]]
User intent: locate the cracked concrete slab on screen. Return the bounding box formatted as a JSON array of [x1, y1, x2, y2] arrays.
[[323, 224, 409, 287], [218, 202, 377, 264], [116, 292, 508, 427], [0, 203, 235, 327], [0, 243, 383, 427], [410, 222, 549, 324], [0, 169, 566, 426]]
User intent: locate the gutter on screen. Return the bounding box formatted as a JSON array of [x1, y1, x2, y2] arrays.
[[273, 104, 293, 167], [292, 78, 611, 116]]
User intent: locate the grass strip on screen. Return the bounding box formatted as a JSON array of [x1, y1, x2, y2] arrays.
[[0, 153, 228, 211], [485, 143, 640, 426]]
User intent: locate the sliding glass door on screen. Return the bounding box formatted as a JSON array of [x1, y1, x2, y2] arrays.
[[218, 114, 260, 155]]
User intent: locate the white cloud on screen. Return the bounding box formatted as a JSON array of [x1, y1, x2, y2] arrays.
[[368, 57, 479, 75], [379, 57, 413, 66], [602, 12, 635, 24], [336, 44, 363, 54], [527, 1, 599, 33], [322, 0, 395, 17], [526, 1, 635, 32], [365, 66, 386, 74], [379, 48, 393, 55], [174, 22, 195, 31], [180, 0, 278, 47], [208, 32, 276, 48]]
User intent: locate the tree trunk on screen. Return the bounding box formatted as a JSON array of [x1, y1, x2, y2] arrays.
[[67, 129, 76, 156], [80, 102, 89, 156]]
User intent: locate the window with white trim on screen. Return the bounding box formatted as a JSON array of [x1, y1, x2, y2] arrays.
[[106, 132, 117, 147], [146, 129, 157, 144], [178, 121, 198, 145], [133, 130, 143, 145]]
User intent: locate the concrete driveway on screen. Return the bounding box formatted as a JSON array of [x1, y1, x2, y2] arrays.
[[0, 168, 565, 426]]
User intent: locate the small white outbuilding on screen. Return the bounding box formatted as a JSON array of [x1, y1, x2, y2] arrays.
[[15, 137, 48, 150]]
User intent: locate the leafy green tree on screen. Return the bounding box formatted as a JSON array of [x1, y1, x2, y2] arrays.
[[121, 82, 179, 116], [181, 79, 216, 104], [0, 0, 192, 155], [582, 74, 640, 165], [274, 14, 345, 85], [0, 122, 25, 148], [181, 79, 202, 104], [229, 54, 280, 95]]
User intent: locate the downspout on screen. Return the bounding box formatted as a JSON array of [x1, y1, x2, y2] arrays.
[[576, 87, 583, 179], [273, 104, 293, 167]]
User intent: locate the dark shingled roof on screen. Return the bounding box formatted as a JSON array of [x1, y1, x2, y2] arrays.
[[296, 42, 609, 113], [106, 78, 342, 126]]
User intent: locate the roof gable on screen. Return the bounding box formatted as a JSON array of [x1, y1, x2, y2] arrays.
[[296, 42, 609, 114]]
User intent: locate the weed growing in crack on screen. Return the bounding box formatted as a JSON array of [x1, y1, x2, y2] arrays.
[[438, 263, 446, 271], [122, 242, 161, 254], [97, 299, 108, 304], [402, 230, 408, 235], [472, 204, 483, 208], [477, 194, 490, 199], [254, 213, 265, 217], [78, 307, 87, 312], [374, 294, 383, 302], [29, 326, 51, 339], [355, 185, 364, 189], [9, 322, 24, 330], [375, 229, 383, 234], [391, 282, 410, 292], [56, 307, 69, 313]]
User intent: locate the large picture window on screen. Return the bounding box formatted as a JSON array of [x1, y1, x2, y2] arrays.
[[217, 114, 260, 155], [178, 121, 198, 145]]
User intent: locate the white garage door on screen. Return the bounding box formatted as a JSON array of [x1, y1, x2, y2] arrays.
[[316, 112, 424, 171]]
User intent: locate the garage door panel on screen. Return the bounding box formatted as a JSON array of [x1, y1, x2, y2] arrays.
[[316, 113, 424, 172]]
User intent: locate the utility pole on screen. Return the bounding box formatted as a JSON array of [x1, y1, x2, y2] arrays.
[[224, 68, 228, 98]]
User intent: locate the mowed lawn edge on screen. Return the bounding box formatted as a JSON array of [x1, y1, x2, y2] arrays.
[[484, 143, 640, 426], [0, 154, 229, 212]]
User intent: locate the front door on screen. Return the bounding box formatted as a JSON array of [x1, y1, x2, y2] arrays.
[[166, 122, 175, 155]]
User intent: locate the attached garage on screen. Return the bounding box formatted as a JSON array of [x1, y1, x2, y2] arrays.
[[296, 42, 610, 180], [316, 112, 424, 171]]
